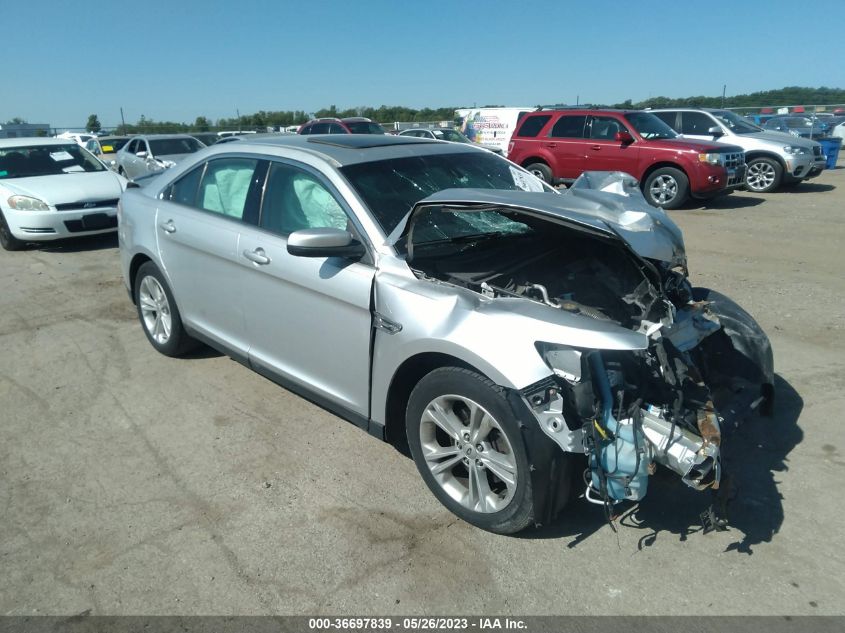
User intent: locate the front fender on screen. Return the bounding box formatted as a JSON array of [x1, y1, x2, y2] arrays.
[[370, 268, 648, 425]]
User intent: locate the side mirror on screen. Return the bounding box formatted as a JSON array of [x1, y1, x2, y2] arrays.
[[136, 151, 148, 158], [707, 126, 724, 138], [614, 130, 634, 144], [287, 227, 365, 259]]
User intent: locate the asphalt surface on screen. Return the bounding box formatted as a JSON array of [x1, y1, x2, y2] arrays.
[[2, 164, 844, 616]]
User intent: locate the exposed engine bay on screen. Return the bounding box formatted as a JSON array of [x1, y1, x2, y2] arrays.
[[401, 174, 774, 524]]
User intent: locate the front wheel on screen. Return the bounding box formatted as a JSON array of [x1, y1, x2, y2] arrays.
[[133, 262, 197, 356], [524, 162, 552, 184], [643, 167, 689, 209], [745, 157, 783, 193], [0, 211, 26, 251], [406, 367, 534, 534]]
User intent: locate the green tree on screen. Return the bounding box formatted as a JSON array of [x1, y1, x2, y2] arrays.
[[193, 116, 211, 132], [86, 114, 101, 133]]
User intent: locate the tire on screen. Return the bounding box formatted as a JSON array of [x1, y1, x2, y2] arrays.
[[406, 367, 534, 534], [0, 211, 26, 251], [524, 162, 552, 184], [642, 167, 689, 209], [745, 157, 783, 193], [133, 261, 196, 357]]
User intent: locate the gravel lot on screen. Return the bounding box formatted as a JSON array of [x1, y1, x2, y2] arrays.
[[2, 164, 844, 616]]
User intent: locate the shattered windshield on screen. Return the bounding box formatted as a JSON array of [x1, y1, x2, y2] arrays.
[[340, 151, 545, 234]]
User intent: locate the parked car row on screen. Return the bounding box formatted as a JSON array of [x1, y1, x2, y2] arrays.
[[506, 107, 829, 207]]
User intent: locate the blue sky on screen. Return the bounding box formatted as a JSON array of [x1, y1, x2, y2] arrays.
[[4, 0, 844, 128]]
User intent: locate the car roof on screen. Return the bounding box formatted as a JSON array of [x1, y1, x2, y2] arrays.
[[527, 108, 635, 115], [208, 133, 485, 166], [0, 137, 81, 149]]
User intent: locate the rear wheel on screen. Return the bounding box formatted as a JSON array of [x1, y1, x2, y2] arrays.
[[745, 157, 783, 193], [406, 367, 534, 534], [0, 211, 26, 251], [643, 167, 689, 209], [133, 262, 196, 356], [524, 162, 552, 185]]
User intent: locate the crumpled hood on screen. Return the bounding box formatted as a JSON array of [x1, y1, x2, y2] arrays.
[[388, 171, 686, 266], [1, 170, 126, 205]]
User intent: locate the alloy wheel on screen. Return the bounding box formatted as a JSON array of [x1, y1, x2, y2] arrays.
[[419, 395, 517, 513], [747, 161, 776, 191], [649, 175, 678, 205], [138, 275, 172, 344]]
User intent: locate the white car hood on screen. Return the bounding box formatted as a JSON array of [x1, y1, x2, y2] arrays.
[[1, 170, 126, 206]]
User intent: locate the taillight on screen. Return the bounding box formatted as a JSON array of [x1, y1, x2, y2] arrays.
[[507, 141, 514, 156]]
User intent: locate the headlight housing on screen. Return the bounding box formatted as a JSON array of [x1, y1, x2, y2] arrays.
[[783, 145, 808, 155], [698, 153, 722, 165], [156, 159, 177, 169], [7, 195, 50, 211]]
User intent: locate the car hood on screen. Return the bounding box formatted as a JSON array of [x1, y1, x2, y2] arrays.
[[745, 130, 818, 146], [387, 171, 686, 266], [644, 138, 743, 153], [1, 170, 126, 205]]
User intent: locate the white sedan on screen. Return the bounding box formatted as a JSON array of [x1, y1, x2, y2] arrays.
[[0, 138, 127, 251]]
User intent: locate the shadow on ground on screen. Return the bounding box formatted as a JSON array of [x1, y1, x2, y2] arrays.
[[527, 374, 802, 554], [35, 232, 118, 253], [777, 182, 835, 194], [686, 195, 766, 211]]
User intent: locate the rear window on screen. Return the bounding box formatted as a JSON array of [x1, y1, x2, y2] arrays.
[[515, 115, 551, 138], [345, 121, 386, 134]]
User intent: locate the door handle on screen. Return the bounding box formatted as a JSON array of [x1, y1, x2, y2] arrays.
[[591, 145, 602, 151], [544, 142, 557, 148], [243, 247, 271, 265], [159, 219, 176, 233]]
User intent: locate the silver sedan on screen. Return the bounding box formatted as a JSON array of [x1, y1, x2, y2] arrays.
[[118, 135, 773, 534], [115, 134, 204, 180]]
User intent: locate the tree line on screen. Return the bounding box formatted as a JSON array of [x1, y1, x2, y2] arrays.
[[6, 86, 845, 133]]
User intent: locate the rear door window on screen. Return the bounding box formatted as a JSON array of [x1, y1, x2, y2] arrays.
[[549, 115, 587, 138], [197, 157, 260, 220], [679, 112, 716, 135]]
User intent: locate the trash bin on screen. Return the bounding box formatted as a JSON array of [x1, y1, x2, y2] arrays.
[[818, 137, 842, 169]]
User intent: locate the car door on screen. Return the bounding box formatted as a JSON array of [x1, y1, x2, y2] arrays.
[[545, 114, 586, 179], [121, 139, 139, 178], [583, 115, 639, 173], [237, 159, 375, 420], [156, 156, 264, 356]]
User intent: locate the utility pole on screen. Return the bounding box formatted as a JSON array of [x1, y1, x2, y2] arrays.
[[721, 84, 726, 108], [236, 108, 241, 133], [120, 107, 126, 132]]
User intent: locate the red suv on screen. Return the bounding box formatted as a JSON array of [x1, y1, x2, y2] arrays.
[[507, 109, 746, 209], [298, 117, 386, 135]]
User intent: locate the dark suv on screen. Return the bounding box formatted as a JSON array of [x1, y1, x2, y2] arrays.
[[507, 109, 746, 209], [298, 117, 386, 135]]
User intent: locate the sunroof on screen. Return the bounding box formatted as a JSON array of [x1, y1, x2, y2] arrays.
[[307, 135, 437, 149]]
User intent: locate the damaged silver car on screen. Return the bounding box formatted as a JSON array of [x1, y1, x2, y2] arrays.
[[118, 135, 773, 534]]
